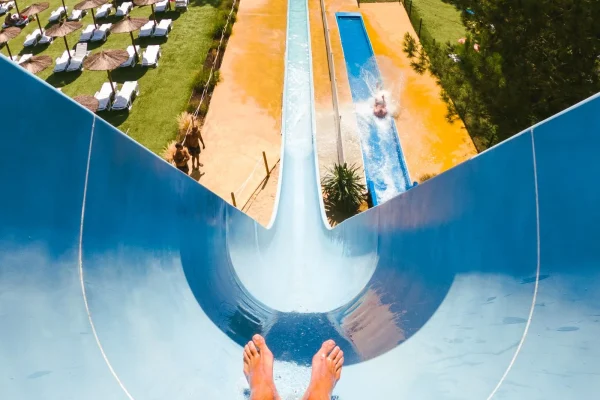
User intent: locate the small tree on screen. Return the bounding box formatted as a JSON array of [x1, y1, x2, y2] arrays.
[[321, 163, 367, 224]]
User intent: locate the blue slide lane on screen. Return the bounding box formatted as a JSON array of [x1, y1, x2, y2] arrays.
[[2, 0, 600, 397], [336, 12, 412, 205]]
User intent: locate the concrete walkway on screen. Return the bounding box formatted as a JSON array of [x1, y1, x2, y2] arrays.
[[198, 0, 287, 210], [310, 0, 477, 182]]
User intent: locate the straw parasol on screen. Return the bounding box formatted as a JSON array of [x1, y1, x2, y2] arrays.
[[133, 0, 162, 25], [83, 49, 129, 96], [74, 95, 99, 112], [0, 27, 20, 59], [45, 21, 82, 59], [1, 0, 21, 15], [21, 3, 49, 35], [110, 17, 148, 60], [74, 0, 108, 29], [19, 54, 51, 73]]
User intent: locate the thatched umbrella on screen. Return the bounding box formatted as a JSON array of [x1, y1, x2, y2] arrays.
[[74, 95, 99, 112], [1, 0, 21, 15], [0, 27, 20, 59], [21, 3, 49, 34], [83, 49, 129, 96], [110, 17, 148, 60], [74, 0, 107, 29], [45, 21, 82, 59], [19, 54, 52, 73], [133, 0, 162, 25]]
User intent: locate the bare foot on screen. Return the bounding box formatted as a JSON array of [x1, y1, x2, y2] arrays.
[[302, 340, 344, 400], [243, 334, 279, 400]]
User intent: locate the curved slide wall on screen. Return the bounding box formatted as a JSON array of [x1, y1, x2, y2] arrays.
[[1, 11, 600, 400]]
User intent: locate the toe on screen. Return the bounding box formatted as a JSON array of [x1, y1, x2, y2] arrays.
[[319, 339, 336, 358], [333, 349, 344, 364], [248, 340, 258, 356], [329, 346, 340, 360], [335, 356, 344, 370], [253, 334, 273, 357], [244, 344, 252, 359]]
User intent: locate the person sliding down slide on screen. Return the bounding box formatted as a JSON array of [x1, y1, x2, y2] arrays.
[[373, 94, 388, 118], [243, 334, 344, 400]]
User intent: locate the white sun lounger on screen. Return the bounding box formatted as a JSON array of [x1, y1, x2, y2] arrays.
[[23, 29, 42, 47], [155, 0, 169, 12], [79, 24, 95, 42], [54, 50, 70, 73], [175, 0, 188, 10], [48, 6, 67, 23], [0, 1, 15, 15], [68, 9, 86, 21], [119, 45, 140, 68], [112, 80, 139, 111], [17, 53, 32, 64], [95, 3, 112, 18], [95, 82, 116, 111], [66, 42, 89, 71], [115, 2, 133, 17], [91, 23, 111, 42], [141, 44, 160, 67], [138, 20, 155, 37], [153, 18, 172, 37]]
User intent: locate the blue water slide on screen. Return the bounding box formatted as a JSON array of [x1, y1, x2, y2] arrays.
[[1, 0, 600, 398], [336, 12, 412, 205]]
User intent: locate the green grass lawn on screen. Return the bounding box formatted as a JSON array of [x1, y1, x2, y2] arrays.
[[2, 0, 222, 153], [362, 0, 465, 44], [408, 0, 465, 44]]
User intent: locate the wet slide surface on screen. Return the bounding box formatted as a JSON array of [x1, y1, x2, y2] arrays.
[[336, 12, 411, 205], [2, 0, 600, 398]]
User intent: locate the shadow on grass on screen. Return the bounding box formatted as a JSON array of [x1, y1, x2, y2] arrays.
[[46, 70, 83, 87], [190, 0, 223, 7], [152, 10, 182, 21], [101, 109, 130, 127], [18, 42, 52, 56], [111, 65, 149, 81]]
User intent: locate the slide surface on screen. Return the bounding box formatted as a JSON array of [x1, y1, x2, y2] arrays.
[[1, 0, 600, 398]]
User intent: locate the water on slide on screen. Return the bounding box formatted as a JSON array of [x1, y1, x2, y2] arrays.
[[1, 0, 600, 397]]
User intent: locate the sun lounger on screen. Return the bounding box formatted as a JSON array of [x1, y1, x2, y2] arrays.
[[54, 50, 70, 73], [95, 3, 112, 18], [91, 23, 111, 42], [3, 16, 28, 28], [48, 6, 67, 23], [153, 18, 172, 37], [39, 30, 53, 45], [66, 42, 89, 71], [138, 20, 155, 37], [141, 44, 160, 67], [0, 1, 15, 15], [95, 82, 116, 111], [23, 29, 42, 47], [175, 0, 188, 10], [79, 24, 95, 42], [115, 1, 133, 17], [119, 45, 140, 68], [68, 9, 87, 21], [112, 80, 139, 111], [17, 53, 32, 64], [155, 0, 169, 12]]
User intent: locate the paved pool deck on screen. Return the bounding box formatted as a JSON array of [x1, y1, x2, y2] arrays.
[[198, 0, 286, 211], [310, 0, 478, 181]]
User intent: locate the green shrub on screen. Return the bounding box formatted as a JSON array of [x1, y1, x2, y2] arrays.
[[192, 70, 220, 93], [321, 163, 367, 223]]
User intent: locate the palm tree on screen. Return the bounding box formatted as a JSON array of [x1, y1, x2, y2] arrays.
[[321, 163, 367, 224]]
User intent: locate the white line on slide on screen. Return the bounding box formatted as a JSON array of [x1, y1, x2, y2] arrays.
[[78, 116, 136, 400], [486, 128, 542, 399]]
